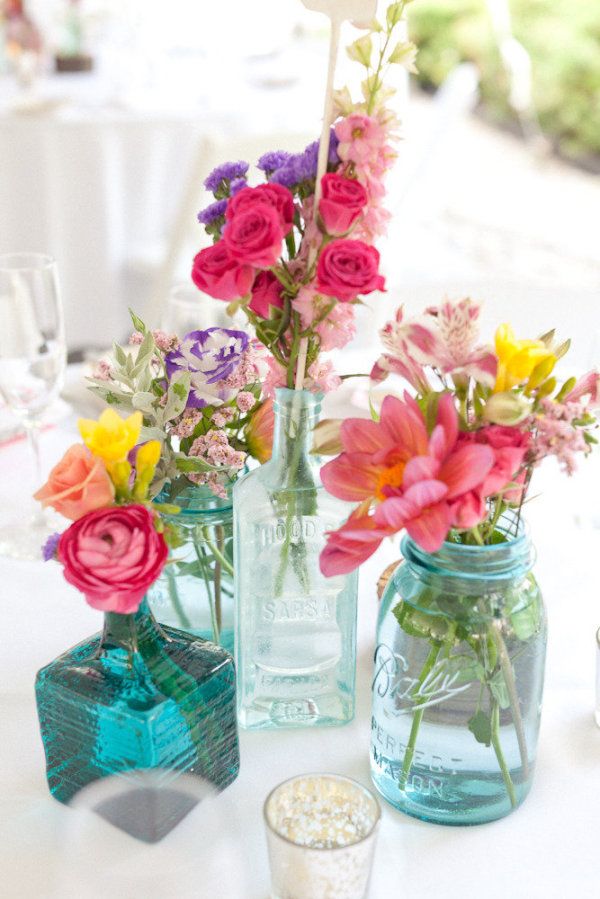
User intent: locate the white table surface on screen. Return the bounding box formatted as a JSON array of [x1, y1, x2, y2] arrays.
[[1, 423, 599, 899]]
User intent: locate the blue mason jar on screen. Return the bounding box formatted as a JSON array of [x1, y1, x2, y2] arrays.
[[370, 515, 547, 825]]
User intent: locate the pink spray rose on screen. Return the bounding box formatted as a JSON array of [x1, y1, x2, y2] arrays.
[[316, 239, 385, 302], [319, 173, 368, 236], [249, 270, 284, 318], [227, 183, 294, 234], [192, 243, 254, 302], [58, 505, 168, 613], [34, 444, 115, 521], [223, 200, 286, 268]]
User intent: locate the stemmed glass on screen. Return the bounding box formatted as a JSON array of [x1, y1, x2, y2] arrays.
[[0, 253, 66, 559]]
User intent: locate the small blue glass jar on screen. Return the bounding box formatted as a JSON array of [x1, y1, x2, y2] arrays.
[[148, 482, 235, 651], [35, 599, 239, 839], [371, 515, 547, 825]]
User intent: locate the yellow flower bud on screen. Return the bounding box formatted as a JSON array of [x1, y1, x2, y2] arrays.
[[494, 324, 556, 393], [136, 440, 161, 472], [78, 409, 142, 463]]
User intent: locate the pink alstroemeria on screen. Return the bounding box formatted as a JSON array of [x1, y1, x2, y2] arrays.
[[370, 306, 430, 393], [563, 369, 600, 407], [319, 393, 497, 575], [388, 298, 498, 389]]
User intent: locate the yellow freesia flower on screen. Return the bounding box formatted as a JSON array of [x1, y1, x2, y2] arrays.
[[132, 439, 161, 501], [494, 324, 556, 393], [78, 409, 143, 463]]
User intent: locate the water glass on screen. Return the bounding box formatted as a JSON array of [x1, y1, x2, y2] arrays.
[[160, 283, 233, 335], [0, 252, 66, 558], [264, 774, 381, 899]]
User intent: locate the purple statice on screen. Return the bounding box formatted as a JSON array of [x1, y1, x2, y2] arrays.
[[270, 159, 300, 188], [42, 532, 61, 562], [197, 198, 228, 226], [230, 178, 247, 197], [257, 150, 292, 176], [166, 327, 250, 408], [204, 161, 249, 195]]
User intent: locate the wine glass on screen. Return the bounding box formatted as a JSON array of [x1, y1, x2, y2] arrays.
[[0, 253, 66, 559], [160, 283, 242, 335]]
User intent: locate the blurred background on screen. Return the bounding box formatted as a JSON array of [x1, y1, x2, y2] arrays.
[[0, 0, 598, 370]]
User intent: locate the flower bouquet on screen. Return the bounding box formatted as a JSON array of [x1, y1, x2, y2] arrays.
[[189, 3, 418, 729], [86, 313, 274, 646], [319, 296, 599, 823], [34, 409, 240, 838]]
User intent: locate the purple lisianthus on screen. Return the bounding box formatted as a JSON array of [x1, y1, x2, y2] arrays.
[[42, 532, 61, 562], [166, 327, 250, 408], [197, 198, 228, 226], [204, 161, 249, 195], [258, 150, 292, 175]]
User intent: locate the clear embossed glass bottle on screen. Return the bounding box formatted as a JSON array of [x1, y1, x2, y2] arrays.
[[35, 599, 239, 840], [371, 514, 547, 825], [234, 388, 358, 730], [148, 482, 235, 652]]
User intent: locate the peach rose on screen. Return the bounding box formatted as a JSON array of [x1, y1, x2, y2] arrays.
[[34, 444, 115, 520]]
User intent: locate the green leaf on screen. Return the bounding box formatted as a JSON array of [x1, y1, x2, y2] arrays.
[[113, 341, 127, 367], [468, 711, 492, 746], [386, 1, 405, 30], [388, 41, 418, 72], [445, 654, 485, 685], [489, 671, 510, 710]]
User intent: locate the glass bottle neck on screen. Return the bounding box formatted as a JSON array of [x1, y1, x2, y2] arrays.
[[101, 598, 161, 654], [270, 387, 321, 471]]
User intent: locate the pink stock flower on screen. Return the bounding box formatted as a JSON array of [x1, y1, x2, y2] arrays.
[[398, 298, 498, 388], [192, 243, 254, 302], [335, 114, 387, 167], [293, 287, 356, 351], [320, 393, 499, 575], [306, 360, 342, 394], [263, 355, 288, 397]]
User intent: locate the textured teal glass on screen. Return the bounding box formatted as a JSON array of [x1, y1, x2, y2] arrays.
[[148, 482, 235, 651], [371, 516, 547, 825], [234, 388, 358, 730], [35, 599, 239, 839]]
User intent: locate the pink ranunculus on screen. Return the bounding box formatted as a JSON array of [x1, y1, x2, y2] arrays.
[[191, 242, 254, 302], [249, 270, 284, 318], [455, 425, 531, 511], [226, 183, 294, 234], [223, 201, 286, 268], [58, 504, 168, 613], [316, 239, 385, 302], [319, 173, 368, 236], [34, 444, 115, 521]]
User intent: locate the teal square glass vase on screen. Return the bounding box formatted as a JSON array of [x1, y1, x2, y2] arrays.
[[35, 599, 239, 839]]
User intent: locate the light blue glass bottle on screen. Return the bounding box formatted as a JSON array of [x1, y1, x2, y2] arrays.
[[35, 599, 239, 840], [371, 514, 547, 825], [234, 388, 358, 730], [148, 482, 235, 652]]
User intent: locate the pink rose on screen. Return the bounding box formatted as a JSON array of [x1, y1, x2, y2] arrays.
[[249, 270, 284, 318], [34, 444, 115, 521], [316, 239, 385, 302], [191, 243, 254, 302], [223, 200, 285, 268], [227, 184, 294, 234], [319, 173, 368, 236], [58, 505, 168, 613]]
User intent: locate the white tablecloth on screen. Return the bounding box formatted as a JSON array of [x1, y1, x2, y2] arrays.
[[1, 424, 599, 898]]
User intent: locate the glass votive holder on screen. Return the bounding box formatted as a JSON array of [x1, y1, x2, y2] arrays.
[[263, 774, 381, 899]]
